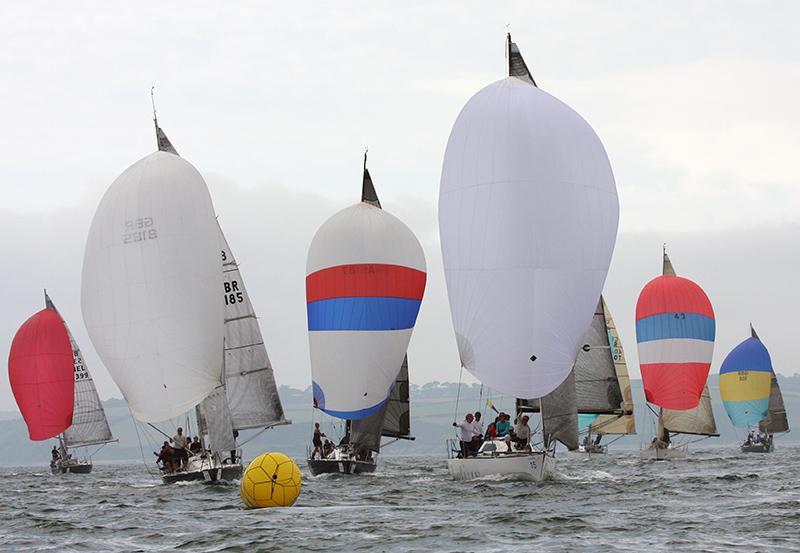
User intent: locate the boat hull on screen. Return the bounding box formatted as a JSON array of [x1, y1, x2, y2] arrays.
[[51, 460, 93, 474], [447, 453, 554, 482], [162, 454, 242, 484], [639, 444, 688, 460], [307, 458, 377, 476], [741, 442, 773, 453], [577, 444, 608, 454]]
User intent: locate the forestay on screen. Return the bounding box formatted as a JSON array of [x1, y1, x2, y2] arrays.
[[81, 150, 223, 423], [46, 293, 114, 447], [438, 38, 619, 400], [306, 199, 426, 419]]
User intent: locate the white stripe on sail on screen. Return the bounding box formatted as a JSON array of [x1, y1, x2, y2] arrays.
[[638, 339, 714, 365]]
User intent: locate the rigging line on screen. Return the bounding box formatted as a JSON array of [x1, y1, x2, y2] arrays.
[[237, 426, 271, 447], [453, 364, 464, 424], [133, 415, 158, 477]]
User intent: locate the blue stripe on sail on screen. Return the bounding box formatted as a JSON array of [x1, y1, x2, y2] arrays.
[[719, 337, 773, 374], [307, 297, 422, 331], [319, 397, 389, 420], [636, 313, 715, 343]]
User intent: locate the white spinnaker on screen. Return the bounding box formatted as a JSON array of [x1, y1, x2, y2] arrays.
[[439, 77, 619, 399], [81, 151, 223, 423]]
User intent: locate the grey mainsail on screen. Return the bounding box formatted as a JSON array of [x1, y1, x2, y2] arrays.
[[507, 33, 536, 86], [574, 298, 623, 414], [516, 371, 579, 451], [196, 386, 236, 452], [760, 372, 789, 434], [592, 297, 636, 435], [349, 155, 414, 452], [45, 292, 114, 448]]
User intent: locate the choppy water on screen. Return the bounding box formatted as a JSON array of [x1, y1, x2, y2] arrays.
[[2, 446, 799, 552]]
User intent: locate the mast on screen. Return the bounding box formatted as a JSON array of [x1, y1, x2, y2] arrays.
[[349, 154, 415, 453]]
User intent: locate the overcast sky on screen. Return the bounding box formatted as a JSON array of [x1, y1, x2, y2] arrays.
[[1, 2, 798, 411]]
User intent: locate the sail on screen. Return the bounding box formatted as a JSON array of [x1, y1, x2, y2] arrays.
[[155, 120, 178, 155], [196, 386, 237, 452], [438, 36, 619, 400], [574, 298, 623, 414], [662, 385, 718, 436], [507, 33, 536, 86], [592, 297, 636, 435], [81, 150, 224, 422], [541, 371, 579, 450], [719, 327, 772, 428], [636, 252, 715, 410], [8, 308, 74, 440], [306, 199, 426, 419], [350, 355, 412, 451], [45, 294, 114, 447], [218, 223, 287, 430], [760, 372, 789, 434]]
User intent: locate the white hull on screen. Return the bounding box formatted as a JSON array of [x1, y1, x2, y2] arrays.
[[447, 453, 554, 482], [639, 443, 688, 460]]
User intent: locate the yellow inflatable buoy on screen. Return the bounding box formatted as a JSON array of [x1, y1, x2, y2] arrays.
[[241, 452, 302, 508]]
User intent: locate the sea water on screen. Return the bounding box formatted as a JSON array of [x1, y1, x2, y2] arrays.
[[2, 447, 798, 552]]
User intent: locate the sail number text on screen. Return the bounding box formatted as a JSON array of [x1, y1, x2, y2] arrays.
[[123, 217, 158, 244], [224, 280, 244, 305], [73, 352, 89, 381]]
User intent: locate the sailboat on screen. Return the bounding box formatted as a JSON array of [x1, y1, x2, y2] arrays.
[[439, 33, 619, 481], [8, 291, 116, 474], [575, 297, 636, 453], [638, 249, 718, 460], [720, 325, 789, 453], [81, 99, 287, 483], [305, 154, 426, 476]]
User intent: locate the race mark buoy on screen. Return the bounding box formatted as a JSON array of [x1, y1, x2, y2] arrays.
[[241, 452, 302, 508]]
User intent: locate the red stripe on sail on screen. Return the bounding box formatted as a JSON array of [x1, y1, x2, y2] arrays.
[[306, 264, 426, 303], [636, 275, 714, 320], [8, 309, 74, 441], [640, 362, 710, 410]]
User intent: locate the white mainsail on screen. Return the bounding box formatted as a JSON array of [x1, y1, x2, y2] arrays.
[[81, 150, 223, 423], [45, 292, 114, 448], [439, 34, 619, 400], [216, 222, 287, 431]]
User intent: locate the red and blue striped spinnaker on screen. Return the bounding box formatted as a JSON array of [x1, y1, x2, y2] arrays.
[[306, 203, 426, 420], [636, 267, 715, 410]]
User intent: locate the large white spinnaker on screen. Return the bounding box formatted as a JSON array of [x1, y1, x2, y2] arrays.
[[439, 75, 619, 399], [81, 151, 223, 422]]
